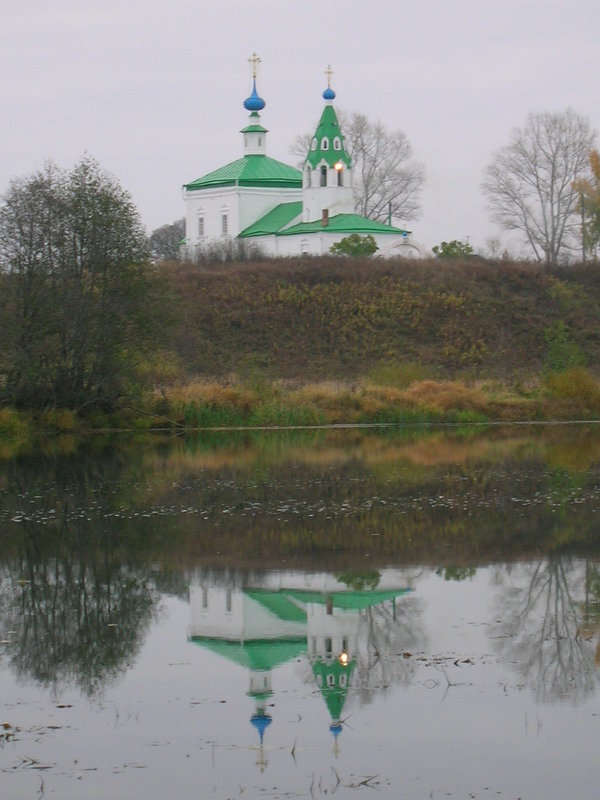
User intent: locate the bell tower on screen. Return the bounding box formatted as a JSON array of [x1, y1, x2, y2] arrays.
[[302, 66, 354, 223]]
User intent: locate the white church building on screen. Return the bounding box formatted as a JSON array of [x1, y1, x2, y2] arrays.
[[182, 58, 426, 258]]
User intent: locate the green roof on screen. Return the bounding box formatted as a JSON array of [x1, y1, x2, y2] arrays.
[[245, 589, 307, 621], [306, 104, 351, 170], [282, 587, 412, 611], [190, 637, 306, 671], [278, 213, 410, 237], [312, 658, 356, 721], [240, 123, 268, 134], [239, 202, 302, 238], [184, 155, 302, 191]]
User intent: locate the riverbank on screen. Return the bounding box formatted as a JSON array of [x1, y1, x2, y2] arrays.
[[2, 366, 600, 442]]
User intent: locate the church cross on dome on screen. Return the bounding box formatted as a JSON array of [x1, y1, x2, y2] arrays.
[[325, 64, 333, 88], [248, 52, 261, 79]]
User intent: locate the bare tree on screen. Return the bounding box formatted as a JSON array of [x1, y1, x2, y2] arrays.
[[290, 111, 425, 223], [482, 110, 597, 266]]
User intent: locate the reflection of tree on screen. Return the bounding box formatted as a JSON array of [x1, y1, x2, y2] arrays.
[[354, 593, 426, 700], [493, 557, 598, 703], [0, 524, 160, 697]]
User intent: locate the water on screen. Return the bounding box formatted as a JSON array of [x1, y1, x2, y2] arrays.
[[1, 425, 600, 798]]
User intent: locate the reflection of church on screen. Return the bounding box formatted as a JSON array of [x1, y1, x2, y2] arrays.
[[188, 570, 412, 763]]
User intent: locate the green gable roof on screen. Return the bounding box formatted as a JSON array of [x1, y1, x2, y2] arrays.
[[277, 213, 410, 237], [184, 155, 302, 191], [245, 589, 307, 621], [239, 201, 302, 238], [306, 104, 351, 170]]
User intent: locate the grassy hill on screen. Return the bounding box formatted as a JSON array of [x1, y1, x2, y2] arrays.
[[163, 256, 600, 383]]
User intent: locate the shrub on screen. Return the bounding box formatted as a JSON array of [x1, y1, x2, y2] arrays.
[[544, 367, 600, 412]]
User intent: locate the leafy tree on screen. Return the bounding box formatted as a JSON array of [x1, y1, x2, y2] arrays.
[[291, 112, 425, 223], [482, 110, 597, 266], [0, 156, 159, 411], [149, 218, 185, 261], [432, 239, 474, 258], [330, 233, 378, 257], [573, 149, 600, 259]]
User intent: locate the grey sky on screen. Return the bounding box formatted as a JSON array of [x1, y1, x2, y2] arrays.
[[2, 0, 598, 252]]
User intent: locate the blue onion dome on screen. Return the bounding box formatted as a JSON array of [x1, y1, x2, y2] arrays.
[[250, 712, 272, 744], [323, 86, 336, 101], [244, 79, 266, 112]]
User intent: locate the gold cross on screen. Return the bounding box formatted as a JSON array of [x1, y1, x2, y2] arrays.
[[325, 64, 333, 87], [248, 52, 261, 79]]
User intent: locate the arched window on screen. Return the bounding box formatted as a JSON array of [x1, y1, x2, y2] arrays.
[[321, 137, 329, 150], [337, 168, 343, 187], [320, 165, 327, 187], [333, 137, 341, 150], [258, 136, 262, 146], [311, 137, 317, 151]]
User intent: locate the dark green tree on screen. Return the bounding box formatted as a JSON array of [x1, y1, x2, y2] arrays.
[[149, 218, 185, 261], [330, 233, 378, 257], [432, 239, 474, 258], [0, 156, 159, 411]]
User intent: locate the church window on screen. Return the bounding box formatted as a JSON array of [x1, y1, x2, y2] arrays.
[[321, 137, 329, 150], [333, 136, 341, 150], [202, 586, 208, 608], [305, 166, 311, 187], [325, 637, 332, 657], [226, 589, 232, 612], [337, 169, 343, 187], [258, 136, 262, 146], [327, 674, 336, 687], [198, 216, 205, 237], [339, 674, 347, 687], [320, 165, 327, 187], [311, 137, 317, 150], [222, 213, 228, 235], [301, 238, 309, 254]]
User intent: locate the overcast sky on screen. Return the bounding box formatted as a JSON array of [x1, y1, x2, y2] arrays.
[[2, 0, 599, 252]]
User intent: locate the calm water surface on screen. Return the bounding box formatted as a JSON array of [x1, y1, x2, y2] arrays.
[[1, 425, 600, 799]]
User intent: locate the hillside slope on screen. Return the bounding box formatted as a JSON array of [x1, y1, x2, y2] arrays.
[[163, 256, 600, 382]]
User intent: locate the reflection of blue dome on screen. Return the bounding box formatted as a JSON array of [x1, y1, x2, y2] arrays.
[[322, 86, 336, 101], [244, 79, 266, 111], [251, 712, 272, 744], [329, 721, 343, 738]]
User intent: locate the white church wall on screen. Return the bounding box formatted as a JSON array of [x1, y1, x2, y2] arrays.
[[188, 584, 306, 640], [184, 186, 240, 246], [237, 186, 302, 231]]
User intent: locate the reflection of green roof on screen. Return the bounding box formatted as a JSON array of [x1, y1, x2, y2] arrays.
[[313, 658, 356, 721], [239, 202, 302, 238], [190, 637, 306, 671], [283, 588, 411, 610], [245, 589, 307, 621], [184, 155, 302, 191], [278, 213, 409, 237]]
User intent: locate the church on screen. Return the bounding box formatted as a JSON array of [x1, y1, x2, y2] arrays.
[[182, 57, 426, 258]]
